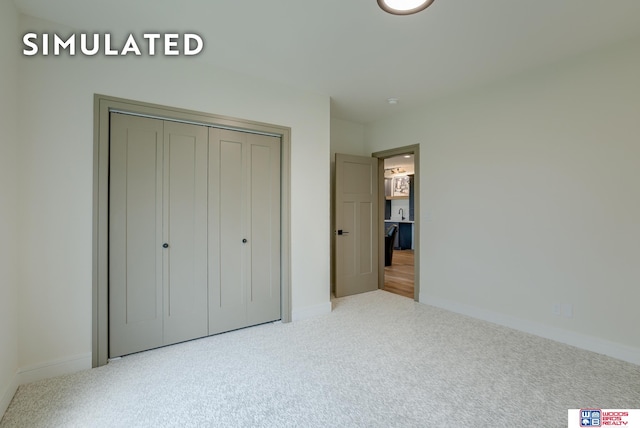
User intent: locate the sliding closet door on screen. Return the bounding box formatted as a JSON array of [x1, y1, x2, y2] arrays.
[[162, 121, 209, 345], [109, 113, 164, 357], [208, 129, 281, 334]]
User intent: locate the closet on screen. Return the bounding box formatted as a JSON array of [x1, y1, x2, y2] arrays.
[[108, 113, 281, 358]]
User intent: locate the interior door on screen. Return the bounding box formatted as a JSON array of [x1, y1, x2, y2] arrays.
[[162, 121, 209, 345], [245, 133, 281, 326], [109, 115, 209, 357], [334, 153, 379, 297], [109, 113, 164, 357], [208, 128, 281, 334]]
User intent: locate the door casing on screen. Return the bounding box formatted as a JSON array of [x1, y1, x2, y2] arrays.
[[93, 94, 292, 367]]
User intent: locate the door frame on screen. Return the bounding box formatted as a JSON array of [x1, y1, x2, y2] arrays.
[[372, 145, 420, 302], [92, 94, 292, 368]]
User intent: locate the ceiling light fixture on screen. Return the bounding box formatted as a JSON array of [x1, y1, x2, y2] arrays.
[[385, 167, 407, 175], [377, 0, 435, 15]]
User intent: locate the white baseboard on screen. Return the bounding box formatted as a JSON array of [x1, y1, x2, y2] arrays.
[[292, 301, 332, 321], [422, 295, 640, 366], [16, 353, 92, 386], [0, 373, 19, 420]]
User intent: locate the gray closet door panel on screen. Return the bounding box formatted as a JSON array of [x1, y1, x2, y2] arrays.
[[247, 135, 281, 325], [109, 113, 164, 358], [163, 121, 209, 345], [209, 129, 248, 334], [208, 129, 281, 333], [207, 129, 222, 332], [124, 134, 160, 323]]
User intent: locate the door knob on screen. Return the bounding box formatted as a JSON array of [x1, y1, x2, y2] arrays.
[[162, 243, 169, 248], [242, 239, 248, 243]]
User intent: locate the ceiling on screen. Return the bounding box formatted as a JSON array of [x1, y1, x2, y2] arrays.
[[13, 0, 640, 124]]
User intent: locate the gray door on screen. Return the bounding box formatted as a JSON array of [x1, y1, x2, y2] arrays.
[[162, 121, 209, 346], [109, 113, 164, 356], [334, 153, 379, 297], [110, 115, 209, 357], [109, 114, 281, 358], [208, 128, 281, 334]]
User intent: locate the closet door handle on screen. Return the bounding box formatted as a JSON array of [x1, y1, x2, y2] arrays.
[[242, 239, 248, 243], [162, 243, 169, 248]]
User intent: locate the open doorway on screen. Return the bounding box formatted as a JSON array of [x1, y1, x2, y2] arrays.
[[373, 145, 420, 301], [383, 154, 415, 298]]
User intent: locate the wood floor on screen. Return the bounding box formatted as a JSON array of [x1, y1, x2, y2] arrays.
[[384, 249, 414, 299]]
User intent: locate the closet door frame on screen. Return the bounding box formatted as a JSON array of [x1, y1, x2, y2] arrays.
[[92, 94, 292, 368]]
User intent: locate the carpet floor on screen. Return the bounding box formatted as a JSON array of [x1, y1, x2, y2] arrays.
[[1, 290, 639, 427]]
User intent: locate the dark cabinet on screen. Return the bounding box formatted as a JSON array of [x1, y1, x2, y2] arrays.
[[398, 223, 412, 250], [385, 221, 413, 250]]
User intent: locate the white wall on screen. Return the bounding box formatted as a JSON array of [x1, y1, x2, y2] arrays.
[[330, 118, 366, 158], [16, 15, 331, 375], [0, 0, 21, 416], [365, 38, 640, 363]]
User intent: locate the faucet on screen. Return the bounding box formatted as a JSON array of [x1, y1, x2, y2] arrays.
[[398, 208, 405, 221]]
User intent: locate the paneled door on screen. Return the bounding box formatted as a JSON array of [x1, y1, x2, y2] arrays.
[[334, 153, 379, 297], [109, 114, 209, 357], [162, 121, 209, 346], [109, 113, 165, 357], [208, 128, 281, 335]]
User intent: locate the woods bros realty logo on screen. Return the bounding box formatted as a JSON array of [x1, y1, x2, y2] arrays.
[[568, 409, 640, 427], [22, 32, 204, 56]]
